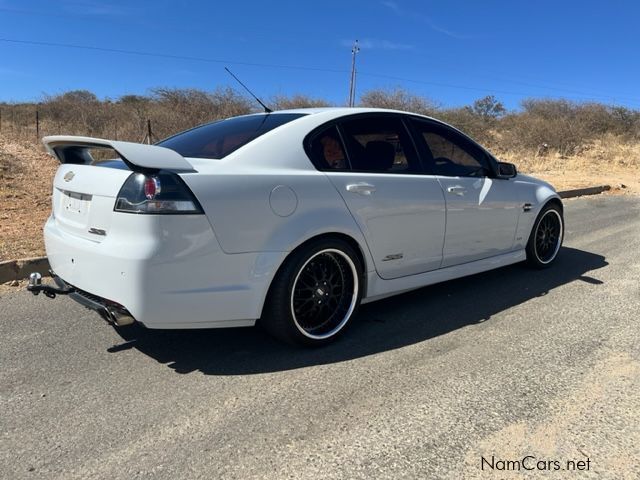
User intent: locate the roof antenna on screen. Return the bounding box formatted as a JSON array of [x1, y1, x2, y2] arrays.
[[225, 67, 272, 113]]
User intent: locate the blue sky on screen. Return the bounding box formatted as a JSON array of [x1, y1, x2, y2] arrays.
[[1, 0, 639, 109]]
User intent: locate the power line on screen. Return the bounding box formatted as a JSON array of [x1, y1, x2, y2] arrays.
[[374, 61, 640, 105], [358, 71, 640, 105], [1, 37, 639, 106], [0, 38, 349, 75]]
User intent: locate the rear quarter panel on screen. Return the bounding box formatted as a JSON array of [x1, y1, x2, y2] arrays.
[[179, 122, 375, 272]]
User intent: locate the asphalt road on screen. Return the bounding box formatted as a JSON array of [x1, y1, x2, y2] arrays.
[[1, 196, 639, 480]]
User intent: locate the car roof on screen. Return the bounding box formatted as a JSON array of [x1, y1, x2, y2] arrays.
[[239, 107, 443, 129], [270, 107, 432, 118]]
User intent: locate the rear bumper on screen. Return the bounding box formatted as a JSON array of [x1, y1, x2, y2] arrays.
[[61, 273, 136, 326], [27, 270, 135, 326], [44, 213, 286, 329]]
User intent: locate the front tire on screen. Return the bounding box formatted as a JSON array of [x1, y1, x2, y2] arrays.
[[261, 238, 363, 346], [526, 203, 564, 268]]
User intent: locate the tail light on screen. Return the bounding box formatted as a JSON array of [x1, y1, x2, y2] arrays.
[[114, 172, 203, 214]]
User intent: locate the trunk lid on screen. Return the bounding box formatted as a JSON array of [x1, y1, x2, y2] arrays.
[[43, 136, 196, 242], [52, 162, 132, 242]]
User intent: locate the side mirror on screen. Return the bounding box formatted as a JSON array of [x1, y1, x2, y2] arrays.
[[497, 161, 517, 179]]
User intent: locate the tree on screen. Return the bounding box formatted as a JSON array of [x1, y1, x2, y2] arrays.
[[59, 90, 99, 103], [468, 95, 506, 119], [359, 87, 439, 115], [270, 94, 332, 110]]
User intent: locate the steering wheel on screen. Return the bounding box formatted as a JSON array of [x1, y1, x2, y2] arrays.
[[433, 157, 487, 177]]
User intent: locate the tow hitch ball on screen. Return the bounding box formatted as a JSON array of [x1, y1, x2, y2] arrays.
[[27, 272, 74, 299]]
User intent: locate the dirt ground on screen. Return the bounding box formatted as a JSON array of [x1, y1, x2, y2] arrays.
[[501, 135, 640, 195], [0, 139, 57, 261], [0, 137, 638, 262], [535, 168, 638, 195]]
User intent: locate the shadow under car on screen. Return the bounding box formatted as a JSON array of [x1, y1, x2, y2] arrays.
[[109, 246, 607, 375]]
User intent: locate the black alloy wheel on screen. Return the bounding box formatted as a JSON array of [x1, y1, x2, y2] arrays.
[[526, 203, 564, 268], [261, 239, 363, 346], [290, 249, 358, 339]]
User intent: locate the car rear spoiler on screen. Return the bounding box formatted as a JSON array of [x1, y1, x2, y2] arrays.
[[42, 136, 195, 171]]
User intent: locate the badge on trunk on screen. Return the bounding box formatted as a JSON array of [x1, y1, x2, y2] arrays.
[[63, 171, 75, 182]]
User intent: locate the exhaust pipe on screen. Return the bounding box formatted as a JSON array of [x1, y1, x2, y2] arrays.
[[108, 308, 135, 327]]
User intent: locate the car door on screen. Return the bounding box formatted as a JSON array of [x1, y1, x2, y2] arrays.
[[410, 118, 522, 268], [307, 115, 446, 280]]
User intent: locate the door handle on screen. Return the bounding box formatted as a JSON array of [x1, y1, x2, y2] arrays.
[[447, 186, 466, 196], [346, 183, 376, 195]]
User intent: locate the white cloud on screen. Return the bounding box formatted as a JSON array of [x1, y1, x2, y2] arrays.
[[341, 38, 414, 51], [380, 1, 400, 13], [61, 0, 133, 16], [380, 1, 474, 39], [0, 67, 27, 76]]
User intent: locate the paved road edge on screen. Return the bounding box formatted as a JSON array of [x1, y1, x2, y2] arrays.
[[0, 257, 50, 283], [558, 185, 611, 199]]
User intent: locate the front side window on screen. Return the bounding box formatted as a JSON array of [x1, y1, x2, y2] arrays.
[[158, 113, 306, 159], [339, 116, 420, 173], [412, 120, 491, 177]]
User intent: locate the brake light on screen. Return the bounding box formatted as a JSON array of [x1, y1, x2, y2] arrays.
[[143, 176, 161, 200], [114, 172, 203, 214]]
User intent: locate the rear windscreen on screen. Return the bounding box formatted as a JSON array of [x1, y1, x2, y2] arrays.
[[157, 113, 306, 159]]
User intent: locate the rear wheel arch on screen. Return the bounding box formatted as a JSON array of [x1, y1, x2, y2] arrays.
[[259, 232, 368, 344], [270, 232, 368, 299]]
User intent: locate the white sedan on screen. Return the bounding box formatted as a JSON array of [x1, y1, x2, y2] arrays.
[[29, 108, 564, 346]]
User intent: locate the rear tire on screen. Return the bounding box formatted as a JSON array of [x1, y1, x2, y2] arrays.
[[261, 238, 363, 346], [526, 203, 564, 268]]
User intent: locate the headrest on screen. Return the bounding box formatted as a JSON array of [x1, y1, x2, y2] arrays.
[[364, 141, 395, 171]]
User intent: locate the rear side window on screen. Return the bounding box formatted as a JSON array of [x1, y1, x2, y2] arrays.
[[339, 116, 420, 173], [158, 113, 306, 159], [307, 126, 349, 170]]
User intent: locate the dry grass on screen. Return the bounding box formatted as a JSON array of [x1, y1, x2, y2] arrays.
[[497, 134, 640, 195], [0, 133, 638, 262], [0, 137, 57, 260]]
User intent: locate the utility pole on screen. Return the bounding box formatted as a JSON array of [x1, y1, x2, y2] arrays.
[[348, 40, 360, 107]]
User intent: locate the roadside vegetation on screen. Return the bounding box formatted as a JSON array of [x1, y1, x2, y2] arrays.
[[2, 87, 640, 156], [1, 87, 639, 260]]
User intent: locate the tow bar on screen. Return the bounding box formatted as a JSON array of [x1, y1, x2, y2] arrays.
[[27, 272, 75, 298], [26, 272, 135, 326]]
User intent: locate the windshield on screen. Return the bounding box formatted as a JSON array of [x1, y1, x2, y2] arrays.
[[157, 113, 306, 159]]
